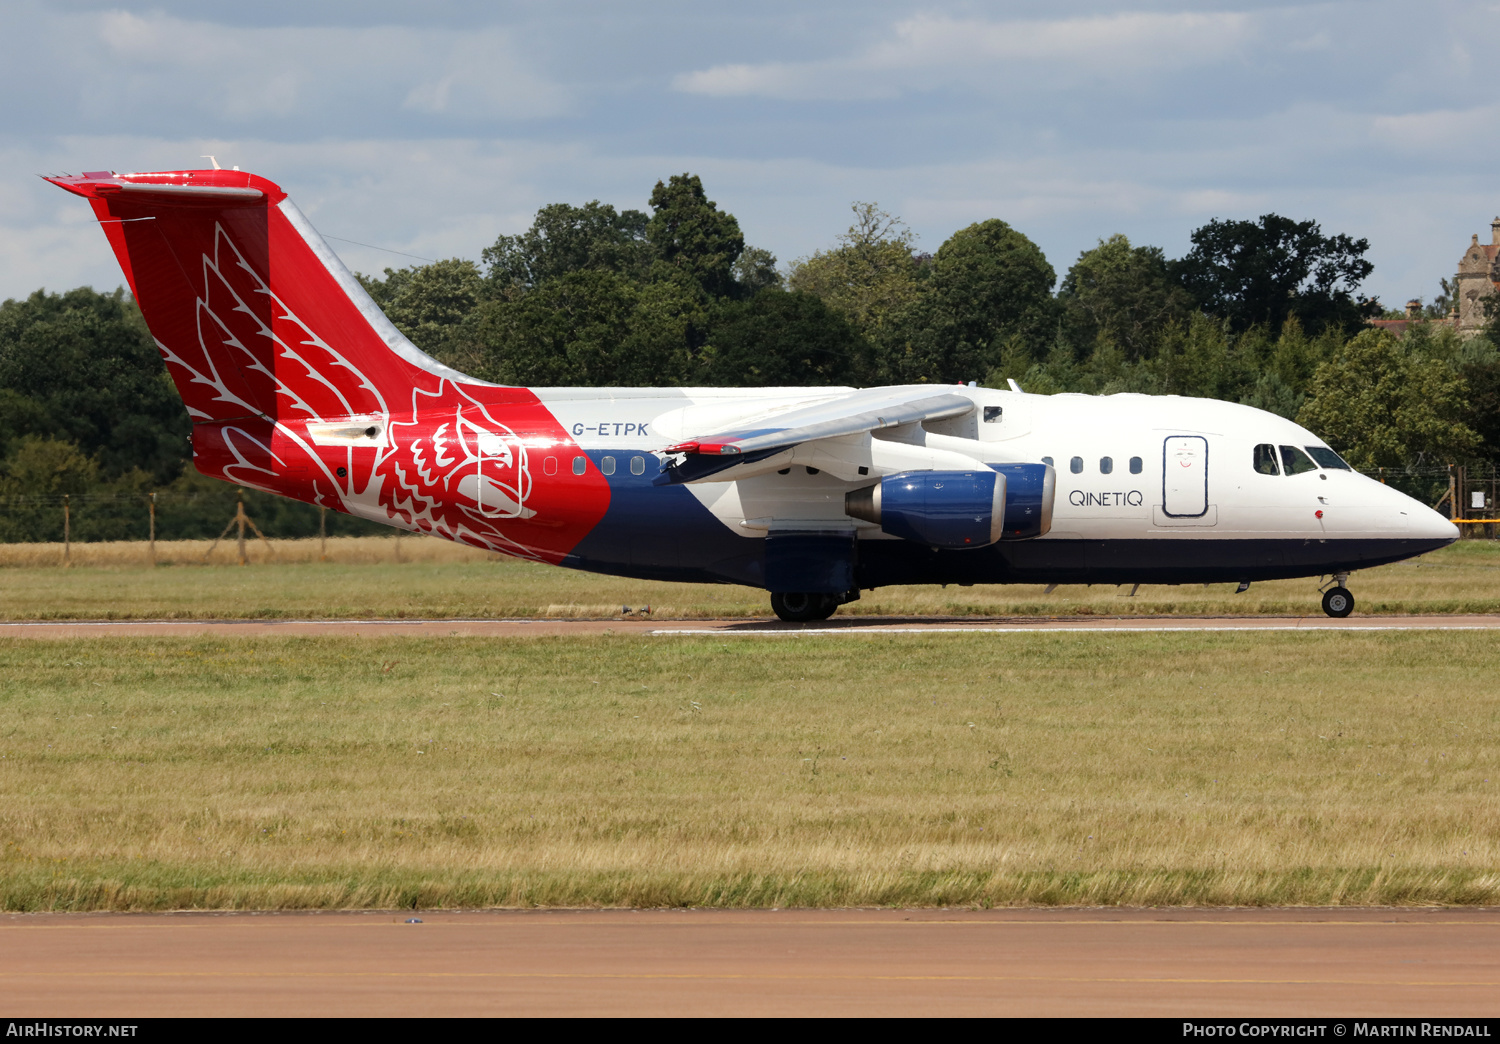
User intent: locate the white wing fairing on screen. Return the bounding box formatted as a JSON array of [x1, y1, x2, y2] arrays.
[[51, 167, 1460, 623], [661, 386, 977, 482]]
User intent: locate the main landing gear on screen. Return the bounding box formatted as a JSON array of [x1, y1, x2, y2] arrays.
[[770, 592, 843, 623], [1320, 574, 1354, 618]]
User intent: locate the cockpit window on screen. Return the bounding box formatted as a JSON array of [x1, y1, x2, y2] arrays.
[[1279, 445, 1319, 476], [1305, 446, 1351, 471], [1253, 444, 1280, 475]]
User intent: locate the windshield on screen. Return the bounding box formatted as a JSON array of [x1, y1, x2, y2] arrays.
[[1279, 445, 1319, 476], [1305, 446, 1352, 471]]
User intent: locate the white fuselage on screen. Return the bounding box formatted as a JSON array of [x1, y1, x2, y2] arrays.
[[536, 385, 1454, 559]]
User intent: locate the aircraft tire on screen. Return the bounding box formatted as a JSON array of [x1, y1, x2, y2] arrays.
[[771, 592, 839, 623], [1321, 587, 1355, 618]]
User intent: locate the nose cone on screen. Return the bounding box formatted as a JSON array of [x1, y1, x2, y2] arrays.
[[1382, 478, 1459, 543], [1411, 504, 1461, 543], [1366, 477, 1458, 548]]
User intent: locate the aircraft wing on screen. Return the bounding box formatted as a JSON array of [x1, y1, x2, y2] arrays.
[[660, 386, 975, 482]]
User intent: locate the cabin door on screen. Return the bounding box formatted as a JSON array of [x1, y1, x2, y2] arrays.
[[1162, 436, 1208, 517]]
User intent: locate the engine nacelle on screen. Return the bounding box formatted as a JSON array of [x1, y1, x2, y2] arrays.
[[845, 469, 1007, 549], [986, 462, 1055, 539]]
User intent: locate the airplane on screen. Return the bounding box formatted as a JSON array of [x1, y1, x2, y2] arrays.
[[47, 167, 1459, 621]]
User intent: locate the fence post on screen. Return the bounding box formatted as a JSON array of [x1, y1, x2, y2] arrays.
[[62, 494, 71, 568], [236, 490, 247, 566], [1452, 468, 1464, 543], [148, 493, 157, 566]]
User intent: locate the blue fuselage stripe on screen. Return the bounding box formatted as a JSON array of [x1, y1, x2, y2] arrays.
[[561, 451, 1452, 589]]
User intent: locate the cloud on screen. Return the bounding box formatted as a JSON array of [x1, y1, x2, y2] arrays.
[[4, 135, 613, 298], [1370, 103, 1500, 152], [0, 7, 569, 137], [99, 10, 570, 121], [7, 2, 1500, 312], [674, 10, 1254, 100]]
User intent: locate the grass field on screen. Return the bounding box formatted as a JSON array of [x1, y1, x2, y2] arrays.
[[2, 536, 1500, 620], [1, 631, 1497, 909]]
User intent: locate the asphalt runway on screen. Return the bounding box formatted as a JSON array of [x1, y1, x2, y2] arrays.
[[3, 908, 1498, 1017], [3, 614, 1500, 639]]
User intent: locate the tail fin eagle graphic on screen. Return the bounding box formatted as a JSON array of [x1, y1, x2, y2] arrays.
[[47, 169, 607, 561]]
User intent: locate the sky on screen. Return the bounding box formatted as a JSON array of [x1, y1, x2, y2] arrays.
[[3, 0, 1498, 309]]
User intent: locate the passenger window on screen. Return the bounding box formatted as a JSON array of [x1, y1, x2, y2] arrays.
[[600, 456, 616, 476], [572, 455, 586, 476], [983, 406, 1003, 423], [1254, 444, 1280, 475], [543, 456, 557, 476], [1129, 456, 1142, 475], [1279, 445, 1318, 476], [1070, 456, 1083, 474], [1042, 456, 1054, 467], [630, 455, 645, 476], [1099, 456, 1113, 475], [1305, 446, 1352, 471]]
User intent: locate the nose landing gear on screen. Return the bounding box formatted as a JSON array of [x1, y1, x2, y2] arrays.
[[1320, 574, 1354, 618]]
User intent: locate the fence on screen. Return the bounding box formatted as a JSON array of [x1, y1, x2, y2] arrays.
[[0, 484, 388, 548], [0, 486, 400, 566]]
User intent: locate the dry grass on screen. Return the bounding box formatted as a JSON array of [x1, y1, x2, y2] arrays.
[[0, 535, 489, 569], [1, 631, 1497, 909], [1, 537, 1499, 620]]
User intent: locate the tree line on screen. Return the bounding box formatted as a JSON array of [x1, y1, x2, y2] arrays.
[[2, 172, 1496, 541]]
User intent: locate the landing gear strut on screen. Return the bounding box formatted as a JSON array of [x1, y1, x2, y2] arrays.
[[1320, 574, 1354, 618], [770, 592, 841, 623]]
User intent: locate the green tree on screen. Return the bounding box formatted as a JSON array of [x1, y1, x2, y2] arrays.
[[457, 174, 754, 386], [1173, 214, 1378, 334], [0, 436, 98, 542], [0, 288, 189, 484], [731, 246, 782, 296], [1058, 234, 1193, 360], [466, 271, 700, 387], [788, 203, 926, 338], [1297, 329, 1479, 469], [700, 290, 872, 386], [1141, 314, 1246, 401], [358, 259, 483, 364], [0, 436, 98, 497], [646, 174, 745, 299], [879, 219, 1055, 384], [1426, 278, 1457, 320], [481, 201, 652, 296]]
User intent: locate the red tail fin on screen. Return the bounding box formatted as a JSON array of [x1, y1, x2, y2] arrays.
[[46, 168, 470, 423], [47, 168, 610, 563]]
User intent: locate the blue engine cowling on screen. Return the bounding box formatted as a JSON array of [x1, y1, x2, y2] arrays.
[[986, 462, 1055, 540], [844, 470, 1007, 549]]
